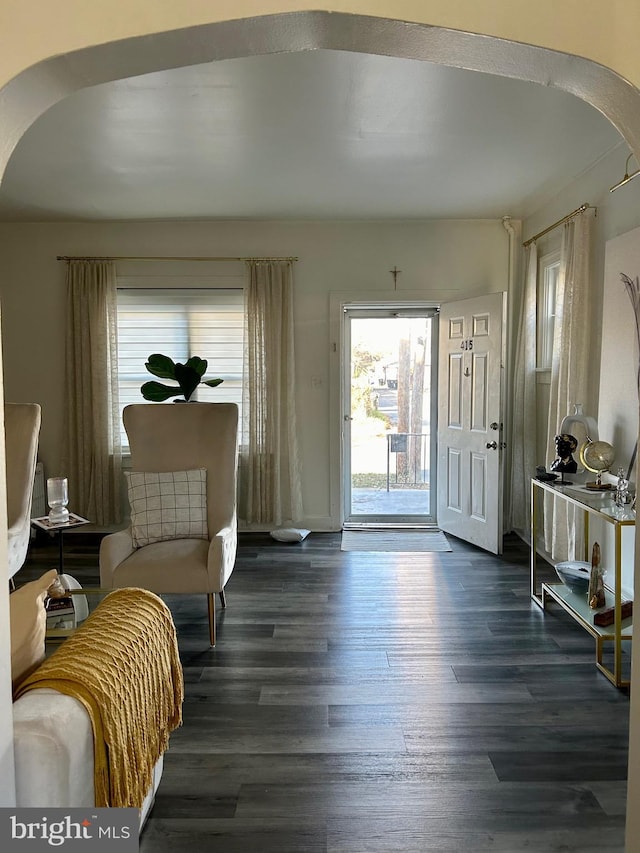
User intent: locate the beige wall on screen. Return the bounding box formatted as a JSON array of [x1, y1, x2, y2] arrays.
[[0, 217, 508, 530], [1, 1, 640, 91]]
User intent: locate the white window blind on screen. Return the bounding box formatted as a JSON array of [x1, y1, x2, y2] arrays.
[[116, 287, 244, 448]]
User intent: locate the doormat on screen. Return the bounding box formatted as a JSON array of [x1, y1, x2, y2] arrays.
[[340, 530, 451, 552]]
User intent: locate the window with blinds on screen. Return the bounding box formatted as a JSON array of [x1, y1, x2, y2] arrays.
[[116, 288, 244, 449]]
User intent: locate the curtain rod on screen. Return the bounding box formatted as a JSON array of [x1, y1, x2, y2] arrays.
[[522, 203, 596, 247], [56, 255, 298, 262]]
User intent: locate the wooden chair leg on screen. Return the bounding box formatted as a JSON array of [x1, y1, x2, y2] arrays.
[[219, 589, 226, 609], [207, 593, 216, 647]]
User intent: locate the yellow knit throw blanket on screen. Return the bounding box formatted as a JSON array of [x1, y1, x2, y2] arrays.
[[14, 587, 184, 808]]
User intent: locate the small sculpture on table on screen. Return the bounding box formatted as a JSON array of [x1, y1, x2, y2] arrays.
[[588, 541, 606, 609], [579, 439, 616, 490], [615, 467, 630, 507], [549, 433, 578, 485]]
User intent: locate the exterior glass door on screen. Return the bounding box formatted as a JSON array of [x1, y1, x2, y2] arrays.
[[344, 308, 437, 525]]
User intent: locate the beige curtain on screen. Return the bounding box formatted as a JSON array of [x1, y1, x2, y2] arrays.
[[62, 260, 122, 525], [544, 212, 592, 560], [240, 260, 302, 525], [509, 243, 538, 541]]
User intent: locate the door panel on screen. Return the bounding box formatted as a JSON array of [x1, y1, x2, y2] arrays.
[[437, 292, 505, 554], [448, 353, 463, 428], [447, 448, 462, 512], [470, 452, 487, 520], [471, 352, 489, 431], [449, 316, 464, 339], [473, 313, 490, 336]]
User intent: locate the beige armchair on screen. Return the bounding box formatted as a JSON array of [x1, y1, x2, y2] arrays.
[[5, 403, 41, 580], [99, 402, 239, 645]]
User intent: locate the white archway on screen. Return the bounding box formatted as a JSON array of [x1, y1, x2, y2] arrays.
[[2, 11, 640, 181]]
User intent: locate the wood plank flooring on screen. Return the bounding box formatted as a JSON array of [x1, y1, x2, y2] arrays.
[[21, 530, 630, 852]]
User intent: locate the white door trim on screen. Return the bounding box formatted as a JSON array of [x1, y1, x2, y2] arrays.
[[329, 289, 458, 529]]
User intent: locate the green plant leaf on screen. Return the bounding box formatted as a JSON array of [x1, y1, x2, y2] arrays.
[[141, 353, 224, 401], [185, 356, 208, 378], [174, 363, 201, 401], [145, 353, 177, 380], [141, 380, 182, 401]]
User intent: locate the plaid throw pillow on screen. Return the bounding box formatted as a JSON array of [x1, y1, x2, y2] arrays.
[[125, 469, 208, 548]]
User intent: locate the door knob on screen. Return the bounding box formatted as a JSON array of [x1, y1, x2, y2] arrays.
[[486, 441, 498, 450], [490, 422, 499, 430], [344, 415, 353, 422]]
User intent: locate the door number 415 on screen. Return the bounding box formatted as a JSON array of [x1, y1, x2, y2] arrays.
[[460, 339, 473, 350]]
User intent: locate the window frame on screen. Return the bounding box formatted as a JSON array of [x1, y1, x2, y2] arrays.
[[536, 249, 561, 375], [115, 279, 245, 452]]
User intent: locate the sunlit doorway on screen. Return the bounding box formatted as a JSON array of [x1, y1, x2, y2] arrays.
[[343, 307, 438, 526]]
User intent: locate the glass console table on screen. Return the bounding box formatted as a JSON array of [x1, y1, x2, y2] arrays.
[[530, 478, 635, 688]]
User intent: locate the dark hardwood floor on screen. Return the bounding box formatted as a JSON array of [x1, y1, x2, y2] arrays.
[[22, 530, 630, 852]]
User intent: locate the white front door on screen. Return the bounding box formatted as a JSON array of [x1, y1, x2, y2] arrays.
[[436, 292, 505, 554]]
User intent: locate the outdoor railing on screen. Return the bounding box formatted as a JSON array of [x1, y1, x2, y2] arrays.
[[386, 432, 429, 491]]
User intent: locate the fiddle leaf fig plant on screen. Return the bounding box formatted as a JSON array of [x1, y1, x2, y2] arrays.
[[141, 353, 224, 402]]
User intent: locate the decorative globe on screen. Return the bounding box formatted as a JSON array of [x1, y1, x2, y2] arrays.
[[579, 439, 615, 486]]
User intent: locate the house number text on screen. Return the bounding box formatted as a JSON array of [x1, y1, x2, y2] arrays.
[[460, 338, 474, 350]]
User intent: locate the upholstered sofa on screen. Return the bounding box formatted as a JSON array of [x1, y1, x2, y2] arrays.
[[13, 691, 164, 826], [9, 571, 182, 828]]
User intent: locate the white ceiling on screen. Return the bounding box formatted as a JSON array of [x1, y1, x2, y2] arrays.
[[0, 49, 624, 222]]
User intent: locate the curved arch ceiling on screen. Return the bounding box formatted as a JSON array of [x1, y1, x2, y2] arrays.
[[0, 48, 621, 222]]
